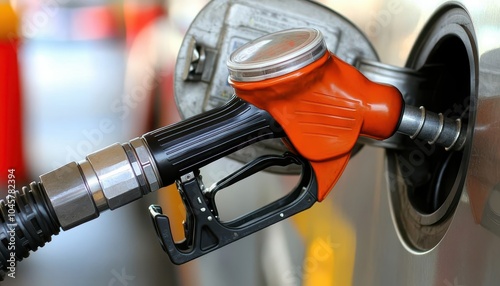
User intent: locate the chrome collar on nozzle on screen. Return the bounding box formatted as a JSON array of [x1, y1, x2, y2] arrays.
[[40, 138, 162, 230]]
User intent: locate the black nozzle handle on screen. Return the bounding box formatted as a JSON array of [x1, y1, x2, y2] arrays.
[[143, 97, 285, 186]]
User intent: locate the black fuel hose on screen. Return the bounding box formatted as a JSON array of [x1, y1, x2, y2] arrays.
[[0, 182, 60, 279]]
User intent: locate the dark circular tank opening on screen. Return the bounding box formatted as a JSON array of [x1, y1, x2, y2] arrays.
[[387, 4, 477, 251], [406, 35, 471, 215]]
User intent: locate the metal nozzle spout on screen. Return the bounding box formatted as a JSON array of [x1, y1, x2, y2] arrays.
[[397, 104, 466, 151]]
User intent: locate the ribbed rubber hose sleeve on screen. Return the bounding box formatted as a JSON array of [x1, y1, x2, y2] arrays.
[[0, 182, 61, 280]]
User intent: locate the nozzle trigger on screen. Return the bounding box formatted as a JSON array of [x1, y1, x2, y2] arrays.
[[149, 152, 317, 264]]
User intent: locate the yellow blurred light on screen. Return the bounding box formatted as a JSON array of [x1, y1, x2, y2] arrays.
[[0, 2, 18, 40]]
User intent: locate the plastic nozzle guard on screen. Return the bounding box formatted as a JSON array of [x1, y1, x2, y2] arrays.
[[230, 51, 403, 201]]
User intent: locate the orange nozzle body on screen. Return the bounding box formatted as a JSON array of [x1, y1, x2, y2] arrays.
[[230, 52, 403, 201]]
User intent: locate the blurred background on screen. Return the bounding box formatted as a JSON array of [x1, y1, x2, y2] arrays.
[[1, 0, 300, 285], [0, 0, 425, 285], [1, 0, 206, 285], [1, 0, 493, 285]]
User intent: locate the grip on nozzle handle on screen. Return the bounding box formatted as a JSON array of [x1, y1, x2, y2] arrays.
[[143, 96, 285, 186]]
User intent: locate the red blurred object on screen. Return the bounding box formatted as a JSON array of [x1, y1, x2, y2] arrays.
[[0, 4, 25, 192], [72, 6, 120, 41], [124, 2, 166, 47]]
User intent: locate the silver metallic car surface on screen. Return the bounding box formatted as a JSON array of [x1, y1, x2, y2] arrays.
[[319, 1, 500, 285], [336, 1, 500, 285]]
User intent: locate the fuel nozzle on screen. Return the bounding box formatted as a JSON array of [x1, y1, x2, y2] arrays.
[[227, 28, 467, 200], [0, 27, 468, 278]]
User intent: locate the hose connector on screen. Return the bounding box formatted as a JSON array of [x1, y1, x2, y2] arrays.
[[40, 137, 162, 230]]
